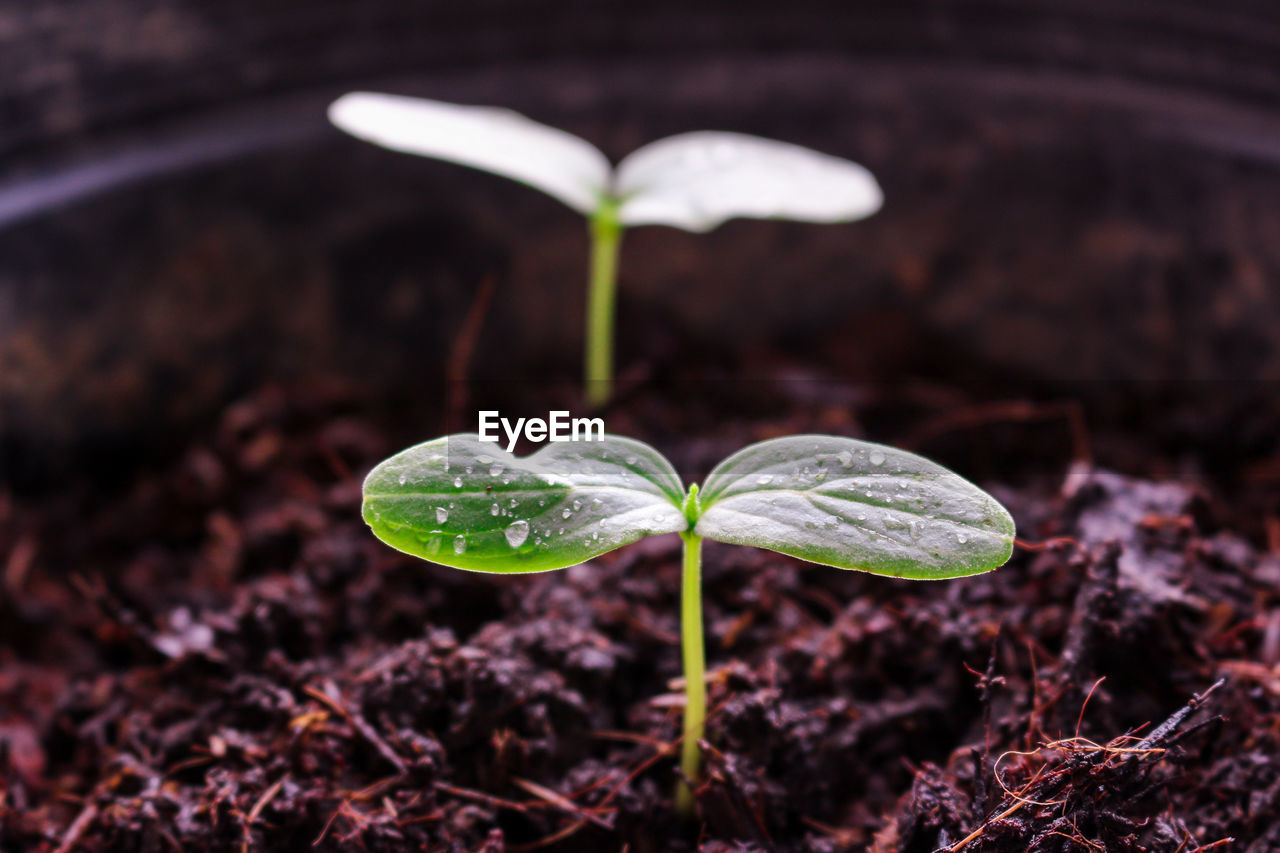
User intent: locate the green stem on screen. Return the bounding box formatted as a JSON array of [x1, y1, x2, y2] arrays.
[[675, 530, 705, 816], [585, 203, 623, 408]]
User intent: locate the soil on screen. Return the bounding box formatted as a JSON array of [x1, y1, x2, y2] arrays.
[[2, 328, 1279, 852]]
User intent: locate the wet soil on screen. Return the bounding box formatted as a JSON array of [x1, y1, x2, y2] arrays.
[[2, 337, 1279, 851]]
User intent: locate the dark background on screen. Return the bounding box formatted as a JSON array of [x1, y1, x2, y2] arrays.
[[2, 0, 1279, 483]]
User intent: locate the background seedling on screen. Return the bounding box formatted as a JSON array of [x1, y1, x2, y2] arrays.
[[362, 433, 1015, 814], [329, 93, 884, 406]]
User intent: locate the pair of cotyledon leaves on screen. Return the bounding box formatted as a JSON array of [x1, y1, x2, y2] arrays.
[[363, 434, 1015, 579], [328, 93, 883, 232]]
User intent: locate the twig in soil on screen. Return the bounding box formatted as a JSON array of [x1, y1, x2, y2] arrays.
[[1013, 536, 1082, 553], [302, 682, 407, 776], [241, 775, 285, 853], [433, 781, 606, 851], [946, 680, 1226, 853], [432, 781, 535, 814], [590, 729, 673, 749], [510, 777, 614, 831], [312, 802, 347, 847], [55, 802, 97, 853], [1075, 677, 1107, 739], [446, 274, 495, 428], [1133, 678, 1224, 751]]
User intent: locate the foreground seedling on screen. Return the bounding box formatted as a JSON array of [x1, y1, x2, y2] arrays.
[[362, 433, 1014, 814], [329, 93, 883, 405]]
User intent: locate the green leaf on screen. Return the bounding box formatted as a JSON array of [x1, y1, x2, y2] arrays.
[[694, 435, 1015, 579], [362, 434, 687, 573]]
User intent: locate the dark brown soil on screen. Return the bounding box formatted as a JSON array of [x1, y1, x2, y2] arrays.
[[2, 353, 1279, 851]]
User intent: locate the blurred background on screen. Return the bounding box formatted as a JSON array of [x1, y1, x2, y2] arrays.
[[3, 0, 1279, 495]]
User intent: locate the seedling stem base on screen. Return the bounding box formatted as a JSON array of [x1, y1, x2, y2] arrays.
[[676, 530, 706, 816]]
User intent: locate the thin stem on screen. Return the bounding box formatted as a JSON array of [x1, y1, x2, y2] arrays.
[[675, 530, 705, 816], [584, 204, 623, 408]]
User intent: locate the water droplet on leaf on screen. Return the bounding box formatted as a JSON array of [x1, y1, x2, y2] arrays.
[[504, 520, 530, 548]]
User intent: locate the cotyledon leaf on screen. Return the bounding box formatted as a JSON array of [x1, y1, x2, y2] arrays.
[[614, 131, 883, 233], [362, 434, 687, 573], [329, 93, 883, 235], [328, 93, 612, 216], [694, 435, 1015, 579]]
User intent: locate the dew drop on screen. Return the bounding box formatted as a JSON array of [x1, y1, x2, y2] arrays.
[[757, 474, 774, 485], [489, 464, 504, 477], [453, 535, 466, 554], [626, 456, 638, 465], [957, 533, 968, 544], [837, 450, 854, 467], [397, 473, 407, 485], [436, 507, 449, 524], [504, 520, 530, 548], [562, 508, 573, 519], [869, 450, 886, 466], [453, 476, 463, 488], [476, 454, 494, 464], [490, 504, 500, 516], [572, 500, 582, 511]]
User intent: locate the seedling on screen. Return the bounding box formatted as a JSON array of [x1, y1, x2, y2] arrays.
[[329, 93, 883, 406], [362, 432, 1015, 814]]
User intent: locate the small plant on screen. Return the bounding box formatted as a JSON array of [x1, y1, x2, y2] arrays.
[[362, 432, 1015, 814], [329, 93, 883, 406]]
